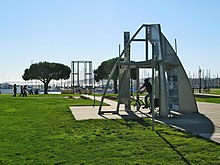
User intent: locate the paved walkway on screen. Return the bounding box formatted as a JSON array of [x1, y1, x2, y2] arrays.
[[70, 95, 220, 144]]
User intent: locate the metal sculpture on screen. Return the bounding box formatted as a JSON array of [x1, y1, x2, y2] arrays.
[[98, 24, 198, 117]]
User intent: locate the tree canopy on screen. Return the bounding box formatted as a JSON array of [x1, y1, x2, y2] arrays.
[[22, 61, 71, 94], [94, 57, 119, 93], [94, 57, 137, 93]]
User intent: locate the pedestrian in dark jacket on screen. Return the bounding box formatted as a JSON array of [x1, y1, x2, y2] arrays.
[[13, 84, 17, 97], [19, 86, 23, 97]]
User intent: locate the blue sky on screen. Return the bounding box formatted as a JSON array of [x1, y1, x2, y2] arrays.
[[0, 0, 220, 82]]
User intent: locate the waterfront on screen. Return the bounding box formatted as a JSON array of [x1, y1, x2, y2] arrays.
[[0, 88, 14, 94], [0, 88, 61, 95]]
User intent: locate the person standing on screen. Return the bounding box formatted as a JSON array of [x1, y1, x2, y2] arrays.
[[138, 78, 153, 113], [13, 84, 17, 97]]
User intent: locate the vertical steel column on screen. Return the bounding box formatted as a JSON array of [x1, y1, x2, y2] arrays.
[[124, 32, 131, 111], [158, 64, 169, 117], [151, 55, 155, 131], [89, 61, 92, 86], [71, 61, 74, 92], [77, 62, 79, 87], [145, 26, 148, 61], [151, 24, 169, 117], [84, 62, 87, 86], [136, 66, 140, 111]]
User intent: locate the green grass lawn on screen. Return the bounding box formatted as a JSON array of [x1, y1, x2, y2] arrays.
[[196, 88, 220, 103], [0, 94, 220, 164], [196, 97, 220, 104], [209, 88, 220, 95]]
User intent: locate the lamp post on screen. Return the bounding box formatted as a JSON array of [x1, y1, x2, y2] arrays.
[[199, 67, 202, 93]]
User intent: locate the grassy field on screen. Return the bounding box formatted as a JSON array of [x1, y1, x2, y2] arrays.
[[196, 97, 220, 104], [209, 88, 220, 95], [196, 88, 220, 103], [0, 94, 220, 164]]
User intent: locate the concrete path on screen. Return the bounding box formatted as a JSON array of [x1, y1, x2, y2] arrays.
[[70, 95, 152, 120], [156, 102, 220, 143], [196, 102, 220, 143], [69, 95, 220, 144]]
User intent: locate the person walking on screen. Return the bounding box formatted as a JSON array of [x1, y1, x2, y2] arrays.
[[22, 85, 27, 97], [19, 86, 23, 97], [137, 78, 153, 113], [13, 84, 17, 97]]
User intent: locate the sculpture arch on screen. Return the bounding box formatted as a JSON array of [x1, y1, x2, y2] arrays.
[[99, 24, 198, 117]]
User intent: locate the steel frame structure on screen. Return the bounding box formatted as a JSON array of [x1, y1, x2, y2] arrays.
[[71, 61, 93, 92], [98, 24, 198, 117]]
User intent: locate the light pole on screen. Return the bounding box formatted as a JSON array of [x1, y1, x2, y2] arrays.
[[199, 67, 202, 93]]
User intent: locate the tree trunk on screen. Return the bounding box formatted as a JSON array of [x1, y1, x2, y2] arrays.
[[113, 78, 118, 94], [102, 79, 104, 92], [44, 82, 49, 94]]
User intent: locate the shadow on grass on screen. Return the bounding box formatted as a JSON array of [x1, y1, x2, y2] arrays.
[[155, 112, 215, 139], [156, 130, 191, 165], [101, 110, 191, 164], [99, 110, 151, 128], [120, 110, 151, 128]]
